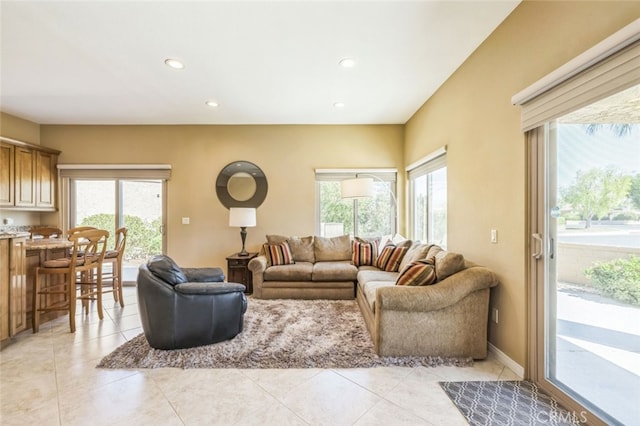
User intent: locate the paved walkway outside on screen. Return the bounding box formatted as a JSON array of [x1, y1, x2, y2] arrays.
[[556, 285, 640, 425]]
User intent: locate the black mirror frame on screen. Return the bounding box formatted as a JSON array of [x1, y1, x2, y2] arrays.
[[216, 161, 268, 208]]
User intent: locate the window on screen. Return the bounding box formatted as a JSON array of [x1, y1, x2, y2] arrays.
[[315, 170, 396, 238], [408, 150, 447, 247]]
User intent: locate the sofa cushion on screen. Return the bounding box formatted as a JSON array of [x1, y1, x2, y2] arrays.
[[362, 281, 394, 312], [263, 242, 295, 266], [434, 250, 465, 280], [147, 255, 187, 286], [376, 244, 408, 272], [267, 235, 315, 263], [264, 262, 313, 281], [312, 261, 358, 281], [357, 268, 399, 285], [396, 259, 437, 286], [314, 235, 351, 261], [398, 242, 432, 274], [427, 245, 444, 259], [352, 239, 378, 266], [289, 236, 315, 263]]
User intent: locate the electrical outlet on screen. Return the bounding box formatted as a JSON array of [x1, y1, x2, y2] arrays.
[[492, 308, 499, 324], [490, 229, 498, 244], [181, 217, 190, 225]]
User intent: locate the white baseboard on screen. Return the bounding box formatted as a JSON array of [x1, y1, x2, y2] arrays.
[[488, 342, 525, 379]]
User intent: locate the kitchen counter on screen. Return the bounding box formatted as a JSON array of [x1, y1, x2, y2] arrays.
[[26, 238, 73, 250], [0, 232, 30, 240]]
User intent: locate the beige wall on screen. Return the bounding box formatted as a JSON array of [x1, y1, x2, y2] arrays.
[[0, 112, 42, 226], [0, 112, 41, 144], [40, 125, 404, 268], [404, 1, 640, 367]]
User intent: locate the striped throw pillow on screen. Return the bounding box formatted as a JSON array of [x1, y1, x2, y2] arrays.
[[396, 258, 437, 286], [375, 244, 408, 272], [352, 239, 378, 266], [263, 242, 295, 266]]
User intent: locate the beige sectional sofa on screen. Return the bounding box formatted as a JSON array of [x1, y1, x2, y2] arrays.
[[248, 234, 499, 359]]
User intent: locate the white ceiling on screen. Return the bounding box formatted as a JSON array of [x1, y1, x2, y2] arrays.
[[0, 1, 520, 125]]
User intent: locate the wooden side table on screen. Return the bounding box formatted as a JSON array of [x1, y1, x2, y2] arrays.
[[226, 252, 258, 294]]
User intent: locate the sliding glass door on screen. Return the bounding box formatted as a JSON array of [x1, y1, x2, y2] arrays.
[[530, 85, 640, 425], [71, 179, 165, 283]]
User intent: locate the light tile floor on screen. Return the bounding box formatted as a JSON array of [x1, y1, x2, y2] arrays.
[[0, 287, 520, 425]]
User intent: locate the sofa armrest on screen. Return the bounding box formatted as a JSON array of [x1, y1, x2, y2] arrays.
[[248, 255, 267, 274], [376, 266, 499, 313], [248, 255, 268, 298]]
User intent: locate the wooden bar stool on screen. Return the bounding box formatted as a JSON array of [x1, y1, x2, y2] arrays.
[[102, 227, 127, 307], [30, 226, 63, 239], [33, 229, 109, 333]]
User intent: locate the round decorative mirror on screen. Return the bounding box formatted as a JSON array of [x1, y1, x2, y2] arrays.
[[227, 172, 256, 201], [216, 161, 268, 208]]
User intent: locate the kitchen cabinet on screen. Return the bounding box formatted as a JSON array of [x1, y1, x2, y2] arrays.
[[14, 146, 36, 207], [0, 142, 14, 207], [0, 136, 60, 211], [9, 237, 27, 335], [0, 235, 28, 343], [36, 150, 57, 208], [0, 239, 9, 341]]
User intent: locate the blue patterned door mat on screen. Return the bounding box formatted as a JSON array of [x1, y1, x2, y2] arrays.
[[439, 381, 581, 426]]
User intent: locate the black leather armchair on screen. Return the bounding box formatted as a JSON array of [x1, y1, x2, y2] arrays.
[[137, 255, 247, 350]]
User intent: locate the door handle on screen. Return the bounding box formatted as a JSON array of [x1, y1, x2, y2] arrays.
[[532, 233, 544, 259]]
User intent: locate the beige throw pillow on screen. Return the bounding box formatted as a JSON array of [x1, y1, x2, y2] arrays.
[[398, 242, 432, 274], [434, 250, 465, 280], [266, 234, 315, 263], [314, 235, 351, 261]]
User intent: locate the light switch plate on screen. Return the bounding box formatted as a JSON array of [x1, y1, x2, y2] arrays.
[[490, 229, 498, 243], [182, 217, 190, 225]]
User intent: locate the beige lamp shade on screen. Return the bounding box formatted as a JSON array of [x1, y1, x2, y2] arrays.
[[229, 208, 256, 227], [341, 178, 374, 199]]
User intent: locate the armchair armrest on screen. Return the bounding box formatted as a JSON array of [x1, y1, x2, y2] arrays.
[[182, 267, 225, 282], [377, 266, 499, 313], [175, 282, 246, 295]]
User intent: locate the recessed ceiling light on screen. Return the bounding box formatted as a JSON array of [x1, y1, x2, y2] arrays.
[[164, 58, 185, 69], [205, 100, 219, 108], [333, 102, 345, 108], [339, 58, 357, 68]]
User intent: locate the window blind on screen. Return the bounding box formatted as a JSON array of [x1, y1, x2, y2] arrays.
[[58, 164, 172, 180], [314, 169, 396, 182], [407, 153, 446, 179], [513, 19, 640, 132]]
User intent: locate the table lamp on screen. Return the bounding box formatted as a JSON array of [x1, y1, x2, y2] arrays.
[[229, 208, 256, 256]]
